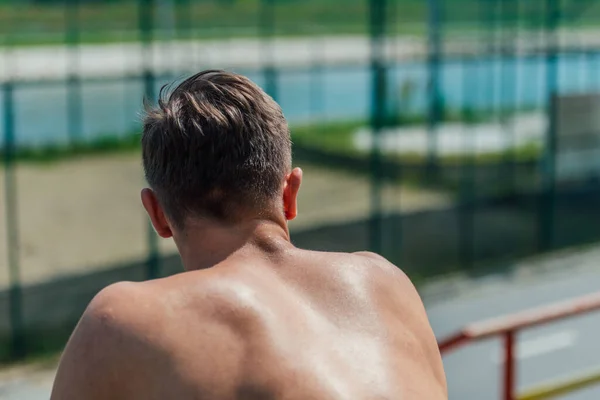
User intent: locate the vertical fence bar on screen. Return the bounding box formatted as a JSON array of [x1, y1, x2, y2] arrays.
[[503, 330, 516, 400], [459, 56, 475, 270], [576, 2, 587, 94], [368, 0, 387, 254], [260, 0, 278, 102], [539, 0, 560, 252], [159, 0, 175, 42], [140, 0, 160, 279], [387, 0, 401, 257], [533, 1, 545, 113], [66, 0, 82, 145], [597, 6, 600, 93], [498, 0, 516, 196], [463, 0, 492, 267], [3, 79, 24, 359], [177, 0, 192, 70], [497, 0, 512, 194], [509, 0, 520, 194], [310, 40, 324, 120], [3, 0, 24, 359], [458, 2, 470, 270], [488, 0, 505, 195], [487, 0, 498, 121], [185, 0, 196, 68], [426, 0, 442, 179]]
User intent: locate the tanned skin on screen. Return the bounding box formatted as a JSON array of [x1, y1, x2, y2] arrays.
[[51, 168, 447, 399]]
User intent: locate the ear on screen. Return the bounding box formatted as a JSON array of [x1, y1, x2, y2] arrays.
[[141, 188, 173, 238], [283, 167, 303, 221]]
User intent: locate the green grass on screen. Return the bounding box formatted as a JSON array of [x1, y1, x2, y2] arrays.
[[1, 133, 141, 164], [0, 0, 597, 46], [0, 0, 403, 46], [291, 111, 542, 163], [292, 120, 363, 154], [1, 110, 542, 166], [290, 113, 542, 196]]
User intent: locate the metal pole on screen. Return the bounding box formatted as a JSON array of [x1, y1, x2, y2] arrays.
[[498, 0, 516, 195], [66, 0, 82, 144], [539, 0, 560, 252], [260, 0, 278, 102], [426, 0, 442, 179], [310, 39, 324, 119], [140, 0, 155, 100], [4, 80, 24, 359], [508, 0, 520, 194], [3, 0, 24, 360], [140, 0, 160, 279], [495, 0, 506, 157], [368, 0, 387, 255], [159, 0, 176, 41], [503, 330, 516, 400], [488, 0, 498, 117], [177, 0, 193, 70], [459, 57, 475, 270], [459, 0, 490, 270]]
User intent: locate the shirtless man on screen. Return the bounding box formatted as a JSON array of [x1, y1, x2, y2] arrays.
[[50, 70, 447, 400]]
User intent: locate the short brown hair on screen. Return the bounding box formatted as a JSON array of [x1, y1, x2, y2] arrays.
[[142, 70, 291, 228]]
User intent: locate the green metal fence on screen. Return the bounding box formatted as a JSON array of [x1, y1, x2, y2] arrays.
[[2, 0, 600, 360]]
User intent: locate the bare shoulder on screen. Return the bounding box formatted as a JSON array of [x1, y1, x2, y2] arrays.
[[64, 280, 155, 346], [351, 251, 425, 315], [353, 251, 448, 394], [51, 281, 162, 400], [353, 250, 400, 270], [351, 251, 427, 321], [51, 274, 250, 399], [352, 251, 414, 286], [77, 280, 159, 337]]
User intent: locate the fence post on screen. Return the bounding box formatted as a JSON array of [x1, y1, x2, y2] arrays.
[[310, 40, 324, 119], [486, 0, 498, 116], [503, 330, 516, 400], [3, 0, 24, 359], [507, 0, 520, 194], [3, 80, 24, 359], [139, 0, 160, 279], [426, 0, 442, 179], [539, 0, 560, 252], [260, 0, 278, 102], [66, 0, 82, 145], [459, 56, 475, 270], [458, 0, 489, 270], [494, 0, 516, 196], [176, 0, 193, 64], [368, 0, 387, 255]]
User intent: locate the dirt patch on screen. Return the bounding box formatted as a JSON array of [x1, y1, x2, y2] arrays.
[[0, 153, 451, 289]]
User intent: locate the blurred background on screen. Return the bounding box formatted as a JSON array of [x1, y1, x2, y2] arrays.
[[1, 0, 600, 398]]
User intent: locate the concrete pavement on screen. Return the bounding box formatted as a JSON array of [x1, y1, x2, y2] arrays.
[[429, 246, 600, 399]]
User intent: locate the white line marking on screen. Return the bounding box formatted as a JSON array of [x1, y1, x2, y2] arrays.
[[491, 330, 578, 364]]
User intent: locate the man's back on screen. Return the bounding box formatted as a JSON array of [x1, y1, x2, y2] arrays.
[[51, 70, 446, 399], [51, 250, 446, 400]]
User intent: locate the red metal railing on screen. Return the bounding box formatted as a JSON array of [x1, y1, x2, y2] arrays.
[[438, 291, 600, 400]]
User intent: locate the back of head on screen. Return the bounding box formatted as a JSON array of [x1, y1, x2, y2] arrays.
[[142, 70, 291, 229]]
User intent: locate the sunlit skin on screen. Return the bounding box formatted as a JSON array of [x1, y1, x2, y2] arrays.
[[50, 167, 447, 399]]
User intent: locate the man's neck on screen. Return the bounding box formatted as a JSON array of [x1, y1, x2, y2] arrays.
[[173, 217, 293, 272]]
